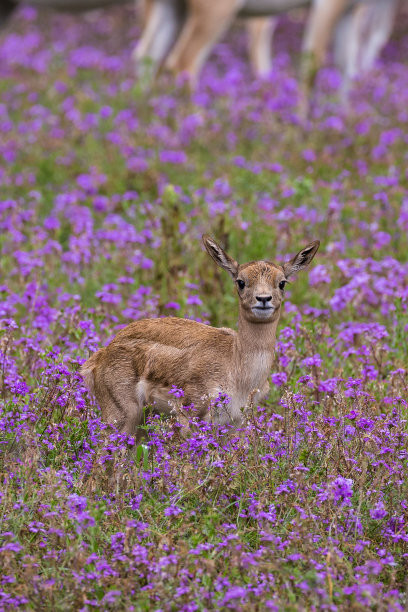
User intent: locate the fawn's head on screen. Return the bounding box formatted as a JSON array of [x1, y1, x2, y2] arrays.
[[203, 235, 320, 324]]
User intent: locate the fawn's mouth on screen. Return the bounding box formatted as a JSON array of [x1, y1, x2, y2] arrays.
[[251, 306, 276, 317]]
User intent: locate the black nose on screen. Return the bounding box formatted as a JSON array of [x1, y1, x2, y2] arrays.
[[256, 295, 272, 306]]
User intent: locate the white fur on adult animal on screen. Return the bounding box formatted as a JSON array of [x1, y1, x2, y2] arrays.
[[301, 0, 398, 105], [80, 236, 319, 436], [333, 0, 399, 101]]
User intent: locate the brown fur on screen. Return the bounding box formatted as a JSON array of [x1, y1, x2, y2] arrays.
[[80, 236, 319, 437]]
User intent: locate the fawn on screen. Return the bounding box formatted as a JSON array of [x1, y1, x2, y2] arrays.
[[80, 235, 319, 435]]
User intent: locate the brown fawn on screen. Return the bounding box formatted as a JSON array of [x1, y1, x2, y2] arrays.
[[80, 235, 319, 436]]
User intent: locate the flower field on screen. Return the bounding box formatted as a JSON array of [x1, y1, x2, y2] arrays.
[[1, 4, 408, 610]]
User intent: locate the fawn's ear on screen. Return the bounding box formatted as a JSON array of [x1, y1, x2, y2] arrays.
[[202, 235, 239, 279], [283, 240, 320, 278]]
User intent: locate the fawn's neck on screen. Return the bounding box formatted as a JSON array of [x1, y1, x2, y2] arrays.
[[234, 310, 280, 374]]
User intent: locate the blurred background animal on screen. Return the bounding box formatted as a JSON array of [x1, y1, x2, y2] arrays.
[[0, 0, 400, 107], [134, 0, 400, 106]]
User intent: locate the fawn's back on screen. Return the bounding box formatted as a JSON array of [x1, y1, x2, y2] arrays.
[[81, 317, 237, 433]]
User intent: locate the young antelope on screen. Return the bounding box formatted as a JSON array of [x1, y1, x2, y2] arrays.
[[80, 235, 319, 435]]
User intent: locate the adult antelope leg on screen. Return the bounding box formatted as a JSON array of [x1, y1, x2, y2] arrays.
[[164, 0, 243, 85], [300, 0, 349, 116], [246, 16, 277, 77], [357, 0, 398, 72], [335, 0, 398, 103], [133, 0, 185, 82], [333, 5, 364, 104]]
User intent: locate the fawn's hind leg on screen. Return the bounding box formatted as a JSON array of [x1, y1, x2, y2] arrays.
[[93, 364, 145, 438]]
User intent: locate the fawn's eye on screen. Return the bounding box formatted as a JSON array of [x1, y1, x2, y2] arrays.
[[279, 280, 287, 291], [237, 279, 245, 290]]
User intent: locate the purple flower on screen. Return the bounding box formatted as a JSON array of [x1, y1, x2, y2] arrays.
[[0, 542, 22, 553], [164, 505, 183, 517], [370, 502, 388, 520], [301, 354, 322, 368], [309, 264, 331, 286], [302, 149, 316, 162], [159, 150, 187, 164], [165, 301, 181, 310], [0, 318, 18, 330], [331, 477, 353, 503], [186, 295, 203, 306], [169, 386, 184, 398], [67, 494, 87, 513], [271, 372, 287, 387], [101, 590, 121, 605], [221, 586, 247, 604]]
